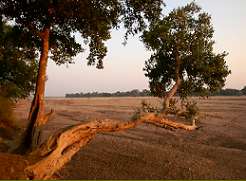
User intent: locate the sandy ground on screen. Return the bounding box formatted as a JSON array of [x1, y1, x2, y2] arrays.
[[13, 96, 246, 179]]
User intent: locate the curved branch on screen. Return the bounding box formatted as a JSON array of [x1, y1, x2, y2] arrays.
[[163, 50, 182, 110], [25, 113, 197, 180]]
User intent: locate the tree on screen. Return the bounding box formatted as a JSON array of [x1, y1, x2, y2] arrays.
[[142, 2, 230, 109], [1, 0, 163, 152], [0, 2, 203, 179], [0, 19, 38, 100], [215, 88, 242, 96], [241, 86, 246, 95]]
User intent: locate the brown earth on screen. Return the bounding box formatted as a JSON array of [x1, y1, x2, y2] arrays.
[[0, 153, 28, 179], [3, 96, 246, 179]]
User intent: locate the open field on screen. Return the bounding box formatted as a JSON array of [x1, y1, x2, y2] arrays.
[[13, 96, 246, 179]]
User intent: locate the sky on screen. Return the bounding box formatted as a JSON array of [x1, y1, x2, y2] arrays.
[[45, 0, 246, 97]]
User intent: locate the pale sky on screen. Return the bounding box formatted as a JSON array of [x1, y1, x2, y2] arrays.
[[45, 0, 246, 97]]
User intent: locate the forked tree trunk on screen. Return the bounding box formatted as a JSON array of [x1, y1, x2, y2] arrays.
[[163, 77, 181, 110], [163, 51, 181, 111], [18, 27, 51, 153]]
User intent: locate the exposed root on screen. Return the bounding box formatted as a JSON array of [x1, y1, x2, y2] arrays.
[[25, 113, 197, 179]]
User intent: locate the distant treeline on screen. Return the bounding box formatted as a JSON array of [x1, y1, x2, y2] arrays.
[[66, 89, 151, 98], [212, 88, 245, 96], [66, 87, 246, 98]]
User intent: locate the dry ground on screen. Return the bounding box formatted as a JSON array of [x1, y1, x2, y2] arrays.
[[11, 96, 246, 179]]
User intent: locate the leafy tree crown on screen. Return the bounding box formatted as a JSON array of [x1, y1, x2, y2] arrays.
[[1, 0, 163, 68], [142, 2, 230, 98]]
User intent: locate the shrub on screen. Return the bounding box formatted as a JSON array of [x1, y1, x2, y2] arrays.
[[180, 100, 199, 121]]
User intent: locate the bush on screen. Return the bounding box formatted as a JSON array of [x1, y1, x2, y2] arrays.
[[180, 100, 199, 121], [141, 100, 159, 113]]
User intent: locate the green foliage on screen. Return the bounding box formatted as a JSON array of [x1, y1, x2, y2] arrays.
[[0, 20, 38, 100], [163, 98, 179, 114], [142, 2, 231, 98], [140, 100, 159, 113], [213, 88, 242, 96], [135, 98, 199, 122], [131, 100, 158, 120], [66, 89, 151, 98], [0, 0, 163, 68], [180, 100, 199, 121], [241, 86, 246, 95], [162, 98, 199, 121]]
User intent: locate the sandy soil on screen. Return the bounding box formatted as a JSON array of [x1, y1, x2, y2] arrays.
[[12, 96, 246, 179]]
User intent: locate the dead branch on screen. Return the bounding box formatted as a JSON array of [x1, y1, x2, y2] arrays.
[[43, 109, 55, 126], [144, 113, 197, 131], [25, 113, 197, 180]]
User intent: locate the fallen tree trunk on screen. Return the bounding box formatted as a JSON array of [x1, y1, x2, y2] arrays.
[[25, 113, 197, 179]]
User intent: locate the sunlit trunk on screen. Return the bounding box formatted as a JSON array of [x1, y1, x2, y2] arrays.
[[163, 77, 181, 110], [163, 51, 181, 111], [18, 27, 50, 153]]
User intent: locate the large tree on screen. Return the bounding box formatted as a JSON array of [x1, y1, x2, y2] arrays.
[[1, 0, 164, 152], [0, 19, 38, 100], [142, 2, 230, 109]]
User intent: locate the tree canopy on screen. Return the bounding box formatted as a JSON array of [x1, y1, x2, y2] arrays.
[[0, 0, 163, 68], [0, 19, 38, 100], [142, 2, 230, 101]]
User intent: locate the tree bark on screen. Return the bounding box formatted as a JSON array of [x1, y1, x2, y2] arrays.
[[163, 50, 181, 110], [24, 113, 197, 180], [18, 26, 51, 153], [163, 77, 181, 110]]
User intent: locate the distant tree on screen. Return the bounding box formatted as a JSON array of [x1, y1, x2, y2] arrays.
[[0, 19, 38, 100], [241, 86, 246, 95], [129, 89, 140, 96], [215, 88, 242, 96], [0, 0, 163, 152], [142, 2, 230, 109]]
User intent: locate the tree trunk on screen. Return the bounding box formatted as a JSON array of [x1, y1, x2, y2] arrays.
[[163, 51, 181, 110], [18, 27, 50, 153], [163, 77, 181, 110]]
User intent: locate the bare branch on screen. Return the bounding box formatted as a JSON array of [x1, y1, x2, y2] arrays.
[[43, 109, 55, 126], [25, 113, 197, 179]]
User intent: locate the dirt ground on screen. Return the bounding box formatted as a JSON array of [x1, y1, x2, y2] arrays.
[[11, 96, 246, 179]]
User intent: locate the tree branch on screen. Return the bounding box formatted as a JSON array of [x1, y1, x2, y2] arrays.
[[23, 22, 42, 38], [24, 113, 197, 179], [42, 109, 55, 126]]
